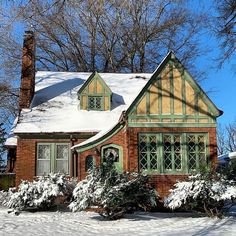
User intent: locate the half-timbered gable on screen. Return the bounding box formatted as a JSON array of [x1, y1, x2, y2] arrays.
[[128, 52, 220, 127]]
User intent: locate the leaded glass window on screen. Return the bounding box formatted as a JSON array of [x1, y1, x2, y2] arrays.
[[139, 134, 158, 171], [85, 155, 94, 172], [187, 134, 206, 171], [138, 133, 208, 174], [163, 134, 182, 172], [88, 96, 102, 110], [37, 143, 70, 176]]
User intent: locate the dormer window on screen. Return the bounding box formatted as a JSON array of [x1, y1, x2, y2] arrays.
[[78, 72, 112, 111]]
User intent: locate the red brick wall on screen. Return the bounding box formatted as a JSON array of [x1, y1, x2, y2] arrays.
[[78, 126, 217, 199], [15, 137, 87, 187]]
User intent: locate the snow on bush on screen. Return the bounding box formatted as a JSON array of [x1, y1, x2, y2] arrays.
[[69, 160, 159, 220], [0, 190, 13, 206], [4, 173, 77, 211], [164, 172, 236, 217]]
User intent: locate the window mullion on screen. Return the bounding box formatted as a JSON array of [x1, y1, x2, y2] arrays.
[[195, 134, 200, 170], [171, 135, 175, 172], [182, 133, 188, 174], [147, 135, 151, 171], [51, 143, 55, 173]]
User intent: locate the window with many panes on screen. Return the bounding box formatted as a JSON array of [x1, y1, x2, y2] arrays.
[[37, 143, 70, 176], [88, 96, 102, 110], [138, 133, 207, 174]]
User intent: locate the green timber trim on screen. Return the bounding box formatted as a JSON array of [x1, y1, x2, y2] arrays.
[[16, 133, 96, 139], [138, 132, 209, 175], [78, 71, 112, 95], [126, 51, 222, 122], [75, 123, 124, 153], [36, 142, 71, 175], [129, 123, 216, 128], [170, 61, 174, 116]]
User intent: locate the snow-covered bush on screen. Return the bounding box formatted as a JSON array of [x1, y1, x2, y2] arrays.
[[69, 160, 159, 220], [0, 190, 13, 206], [164, 171, 236, 217], [4, 173, 77, 211]]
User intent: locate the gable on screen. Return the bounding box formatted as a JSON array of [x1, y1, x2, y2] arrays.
[[78, 72, 112, 111], [128, 52, 222, 127]]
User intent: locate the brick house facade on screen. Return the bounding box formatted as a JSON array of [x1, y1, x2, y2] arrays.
[[6, 31, 222, 199]]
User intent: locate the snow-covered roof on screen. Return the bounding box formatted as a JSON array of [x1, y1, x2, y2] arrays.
[[13, 71, 152, 134]]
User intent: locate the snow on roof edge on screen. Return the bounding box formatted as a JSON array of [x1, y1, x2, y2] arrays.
[[5, 117, 19, 147], [71, 122, 119, 150]]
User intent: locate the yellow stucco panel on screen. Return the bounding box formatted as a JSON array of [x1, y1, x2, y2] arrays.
[[161, 65, 171, 114], [82, 95, 87, 110], [185, 80, 195, 115], [97, 79, 103, 93], [137, 95, 147, 115], [104, 96, 110, 110], [149, 82, 159, 114], [173, 66, 183, 114], [88, 80, 95, 93]]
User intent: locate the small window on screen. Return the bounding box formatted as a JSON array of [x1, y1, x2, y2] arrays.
[[85, 155, 94, 172], [103, 147, 119, 162], [88, 96, 102, 110], [37, 143, 70, 176]]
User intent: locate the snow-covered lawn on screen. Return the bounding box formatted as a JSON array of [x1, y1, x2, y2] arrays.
[[0, 207, 235, 236]]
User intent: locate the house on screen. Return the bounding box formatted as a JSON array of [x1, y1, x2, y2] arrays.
[[5, 31, 222, 198]]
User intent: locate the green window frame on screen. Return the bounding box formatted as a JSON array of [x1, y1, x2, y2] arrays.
[[36, 143, 70, 176], [187, 134, 207, 171], [138, 133, 208, 174], [88, 96, 103, 110]]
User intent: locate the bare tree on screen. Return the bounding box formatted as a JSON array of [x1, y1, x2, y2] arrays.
[[217, 123, 227, 155], [225, 120, 236, 152], [15, 0, 208, 73], [0, 3, 21, 129], [214, 0, 236, 68]]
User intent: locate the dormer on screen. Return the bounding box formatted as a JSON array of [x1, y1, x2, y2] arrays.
[[78, 72, 112, 111]]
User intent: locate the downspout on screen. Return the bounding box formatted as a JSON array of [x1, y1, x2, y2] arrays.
[[70, 137, 78, 178]]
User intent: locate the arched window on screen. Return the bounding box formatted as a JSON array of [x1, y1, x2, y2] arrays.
[[85, 155, 94, 172]]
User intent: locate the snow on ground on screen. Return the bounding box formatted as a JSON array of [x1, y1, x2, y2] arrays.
[[0, 206, 235, 236]]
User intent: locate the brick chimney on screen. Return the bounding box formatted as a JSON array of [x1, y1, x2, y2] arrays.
[[19, 31, 36, 110]]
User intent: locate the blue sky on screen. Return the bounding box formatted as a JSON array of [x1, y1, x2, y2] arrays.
[[188, 0, 236, 126]]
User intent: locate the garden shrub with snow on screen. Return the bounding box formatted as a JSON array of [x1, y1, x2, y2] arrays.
[[4, 173, 77, 212], [164, 170, 236, 217], [69, 160, 159, 220]]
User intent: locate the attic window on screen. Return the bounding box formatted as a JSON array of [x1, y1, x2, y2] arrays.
[[88, 96, 102, 110]]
